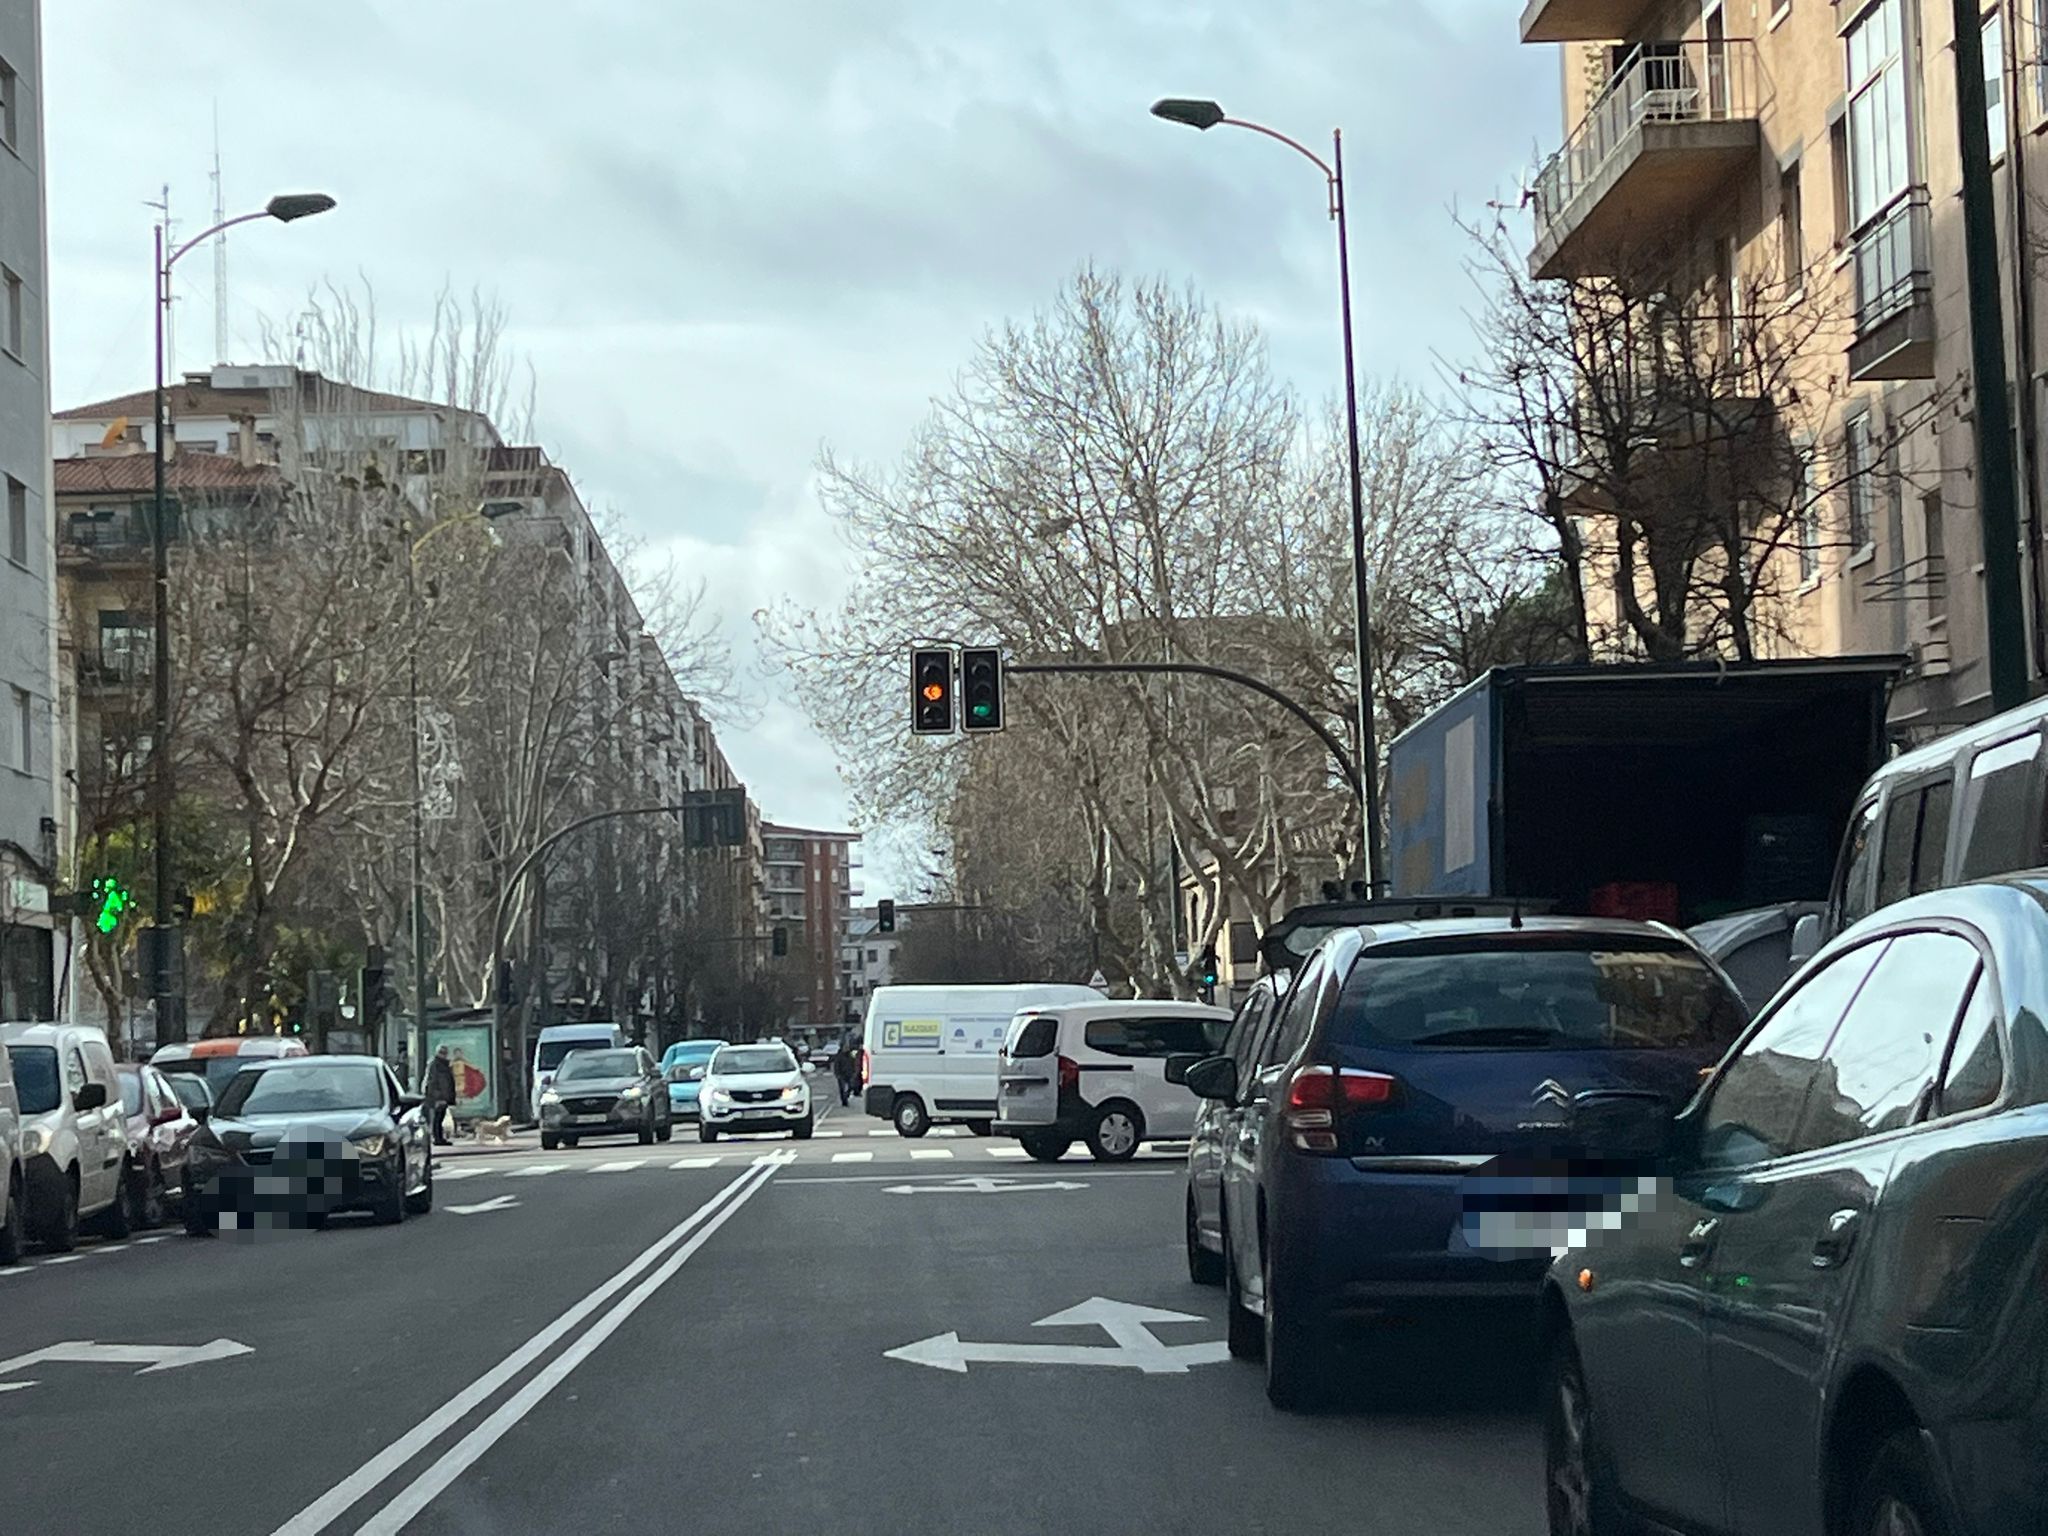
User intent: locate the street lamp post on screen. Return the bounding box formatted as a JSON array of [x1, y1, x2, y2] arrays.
[[149, 192, 335, 1043], [1149, 99, 1385, 890]]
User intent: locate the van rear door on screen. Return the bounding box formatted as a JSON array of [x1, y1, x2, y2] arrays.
[[997, 1012, 1059, 1127]]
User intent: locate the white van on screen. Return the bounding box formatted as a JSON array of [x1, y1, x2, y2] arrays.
[[530, 1023, 627, 1121], [994, 1000, 1232, 1161], [0, 1022, 127, 1251], [862, 983, 1102, 1137]]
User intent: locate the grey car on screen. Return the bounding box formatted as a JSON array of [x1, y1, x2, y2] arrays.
[[539, 1047, 673, 1150]]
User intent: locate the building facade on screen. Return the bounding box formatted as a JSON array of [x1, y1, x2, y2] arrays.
[[0, 0, 57, 1018], [761, 823, 860, 1029], [1522, 0, 2048, 738]]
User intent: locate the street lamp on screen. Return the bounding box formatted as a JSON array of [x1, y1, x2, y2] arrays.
[[1149, 98, 1385, 890], [150, 191, 335, 1044]]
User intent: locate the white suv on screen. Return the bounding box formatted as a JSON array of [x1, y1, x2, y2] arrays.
[[995, 1000, 1231, 1162], [0, 1022, 128, 1251]]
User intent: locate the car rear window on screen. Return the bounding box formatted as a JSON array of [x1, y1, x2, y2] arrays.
[[1330, 936, 1746, 1053], [1007, 1016, 1057, 1058], [6, 1045, 57, 1115], [1082, 1016, 1222, 1058]]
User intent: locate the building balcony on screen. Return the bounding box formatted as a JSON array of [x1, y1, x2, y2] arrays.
[[76, 652, 149, 695], [1848, 192, 1935, 383], [1520, 0, 1658, 42], [1530, 39, 1761, 281]]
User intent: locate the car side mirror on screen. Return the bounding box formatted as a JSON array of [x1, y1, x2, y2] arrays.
[[1182, 1056, 1238, 1102], [1571, 1089, 1682, 1161], [73, 1082, 107, 1112], [667, 1065, 690, 1083], [1163, 1053, 1203, 1087], [1788, 912, 1823, 967], [190, 1104, 211, 1124]]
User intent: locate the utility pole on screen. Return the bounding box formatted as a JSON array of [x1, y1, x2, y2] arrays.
[[1952, 0, 2031, 711]]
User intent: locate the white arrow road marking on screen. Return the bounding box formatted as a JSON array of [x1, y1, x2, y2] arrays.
[[881, 1177, 1086, 1196], [0, 1380, 34, 1392], [0, 1339, 253, 1379], [506, 1163, 568, 1178], [887, 1298, 1225, 1375], [447, 1195, 520, 1216]]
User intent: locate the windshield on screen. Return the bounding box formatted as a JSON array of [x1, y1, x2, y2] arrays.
[[662, 1042, 723, 1067], [1333, 939, 1746, 1052], [557, 1050, 639, 1080], [215, 1063, 388, 1117], [538, 1038, 614, 1073], [160, 1057, 276, 1096], [6, 1045, 58, 1115], [712, 1047, 794, 1076], [165, 1075, 212, 1112]]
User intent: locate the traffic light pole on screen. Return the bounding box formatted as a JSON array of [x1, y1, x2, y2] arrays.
[[1004, 661, 1363, 798]]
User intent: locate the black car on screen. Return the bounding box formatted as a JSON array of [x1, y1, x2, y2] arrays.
[[1182, 915, 1747, 1409], [183, 1055, 433, 1233], [1543, 877, 2048, 1536], [538, 1046, 672, 1150]]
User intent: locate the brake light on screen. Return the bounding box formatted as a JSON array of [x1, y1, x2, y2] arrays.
[[1057, 1055, 1079, 1095], [1283, 1065, 1396, 1153], [860, 1050, 870, 1088]]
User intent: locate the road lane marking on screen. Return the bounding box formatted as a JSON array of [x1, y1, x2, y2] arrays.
[[887, 1298, 1227, 1375], [37, 1255, 82, 1266], [867, 1129, 894, 1137], [815, 1130, 843, 1138], [592, 1160, 647, 1173], [668, 1157, 719, 1170], [778, 1168, 1180, 1186], [447, 1196, 520, 1216], [910, 1149, 954, 1160], [132, 1235, 171, 1245], [273, 1156, 789, 1536], [983, 1145, 1029, 1159], [351, 1153, 791, 1535], [830, 1151, 872, 1164], [506, 1164, 568, 1178], [434, 1167, 496, 1181], [883, 1177, 1086, 1195]]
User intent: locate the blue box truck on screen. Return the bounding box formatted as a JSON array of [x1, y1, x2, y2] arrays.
[[1385, 657, 1903, 926]]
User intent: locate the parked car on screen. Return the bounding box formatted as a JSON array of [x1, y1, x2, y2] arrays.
[[529, 1022, 627, 1121], [184, 1055, 432, 1232], [150, 1035, 309, 1100], [162, 1071, 215, 1120], [1182, 915, 1748, 1409], [1687, 900, 1826, 1015], [994, 999, 1231, 1162], [863, 983, 1104, 1137], [1542, 876, 2048, 1536], [699, 1042, 812, 1141], [538, 1046, 672, 1150], [1185, 972, 1289, 1286], [0, 1041, 21, 1264], [0, 1022, 130, 1251], [115, 1063, 200, 1229], [659, 1038, 727, 1121]]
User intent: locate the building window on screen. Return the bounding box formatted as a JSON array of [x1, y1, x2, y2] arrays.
[[1846, 0, 1910, 235], [1922, 491, 1947, 620], [1845, 415, 1876, 550], [1796, 437, 1820, 581], [2, 266, 21, 359], [1779, 161, 1804, 287], [0, 59, 17, 152], [1987, 10, 2009, 161], [2036, 0, 2048, 116], [6, 476, 25, 567], [98, 610, 150, 679], [1829, 117, 1852, 247], [13, 686, 30, 773]]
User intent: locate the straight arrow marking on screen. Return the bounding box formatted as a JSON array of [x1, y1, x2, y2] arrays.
[[0, 1339, 253, 1377], [885, 1297, 1227, 1375], [447, 1195, 519, 1215]]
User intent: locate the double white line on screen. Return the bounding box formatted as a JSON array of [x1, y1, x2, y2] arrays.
[[275, 1150, 793, 1536]]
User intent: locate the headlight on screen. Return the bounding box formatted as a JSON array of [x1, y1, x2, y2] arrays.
[[352, 1134, 390, 1158], [539, 1089, 560, 1105], [20, 1124, 51, 1158], [779, 1085, 804, 1102], [705, 1087, 730, 1104], [619, 1085, 644, 1101]]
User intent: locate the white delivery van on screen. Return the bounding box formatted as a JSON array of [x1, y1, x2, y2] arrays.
[[862, 983, 1102, 1137], [530, 1023, 627, 1121]]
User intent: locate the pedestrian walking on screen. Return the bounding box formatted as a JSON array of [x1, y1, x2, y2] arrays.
[[425, 1044, 458, 1147], [833, 1039, 859, 1107]]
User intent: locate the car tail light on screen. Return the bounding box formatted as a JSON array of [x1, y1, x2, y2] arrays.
[[1057, 1055, 1080, 1095], [1283, 1065, 1396, 1153], [860, 1050, 870, 1088]]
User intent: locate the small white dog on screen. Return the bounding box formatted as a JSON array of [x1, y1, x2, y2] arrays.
[[473, 1115, 514, 1145]]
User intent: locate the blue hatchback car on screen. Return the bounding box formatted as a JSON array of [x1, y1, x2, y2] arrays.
[[659, 1039, 727, 1121], [1184, 914, 1746, 1409]]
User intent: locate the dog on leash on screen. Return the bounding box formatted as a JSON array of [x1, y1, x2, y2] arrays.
[[474, 1115, 514, 1145]]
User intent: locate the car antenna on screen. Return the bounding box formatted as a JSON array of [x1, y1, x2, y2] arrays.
[[1510, 895, 1524, 930]]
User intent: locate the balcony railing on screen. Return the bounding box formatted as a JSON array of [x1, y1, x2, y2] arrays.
[[1532, 38, 1760, 278], [1848, 191, 1936, 381]]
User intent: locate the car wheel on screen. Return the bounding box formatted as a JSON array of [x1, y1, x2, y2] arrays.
[[1187, 1192, 1224, 1286], [43, 1169, 80, 1254], [540, 1132, 560, 1151], [130, 1161, 165, 1231], [0, 1170, 24, 1265], [1223, 1216, 1260, 1360], [99, 1161, 134, 1240], [698, 1124, 719, 1143], [1849, 1431, 1954, 1536], [892, 1095, 930, 1139], [637, 1116, 654, 1147], [1085, 1103, 1142, 1162], [794, 1115, 815, 1140], [405, 1156, 434, 1215], [1262, 1247, 1327, 1411], [1543, 1330, 1625, 1536], [562, 1135, 579, 1148], [657, 1116, 674, 1144], [966, 1120, 993, 1137], [373, 1162, 407, 1226], [1019, 1132, 1070, 1163]]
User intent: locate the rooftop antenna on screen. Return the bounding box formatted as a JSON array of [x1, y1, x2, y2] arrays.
[[210, 103, 228, 366], [147, 184, 175, 376]]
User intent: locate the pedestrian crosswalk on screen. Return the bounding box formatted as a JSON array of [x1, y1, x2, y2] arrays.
[[434, 1139, 1190, 1186]]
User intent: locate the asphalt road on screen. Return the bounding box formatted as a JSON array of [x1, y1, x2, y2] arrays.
[[0, 1096, 1545, 1536]]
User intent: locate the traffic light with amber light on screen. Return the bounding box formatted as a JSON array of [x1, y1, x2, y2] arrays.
[[960, 647, 1004, 733], [910, 648, 955, 735]]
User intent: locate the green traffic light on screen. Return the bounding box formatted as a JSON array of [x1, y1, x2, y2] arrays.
[[92, 877, 132, 936], [971, 702, 993, 719]]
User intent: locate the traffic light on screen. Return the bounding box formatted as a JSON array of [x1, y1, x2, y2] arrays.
[[960, 647, 1004, 733], [90, 876, 133, 936], [771, 926, 789, 957], [877, 899, 896, 934], [361, 945, 390, 1038], [910, 647, 956, 735], [1194, 944, 1219, 1003]]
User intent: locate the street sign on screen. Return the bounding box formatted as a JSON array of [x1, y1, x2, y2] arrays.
[[881, 1176, 1086, 1195], [1087, 969, 1108, 990], [885, 1297, 1227, 1375], [0, 1338, 251, 1391]]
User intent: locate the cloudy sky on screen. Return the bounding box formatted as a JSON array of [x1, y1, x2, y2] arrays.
[[45, 2, 1558, 896]]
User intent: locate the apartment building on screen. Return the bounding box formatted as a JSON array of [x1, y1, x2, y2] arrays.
[[0, 0, 57, 1018], [1521, 0, 2048, 738], [762, 823, 860, 1028]]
